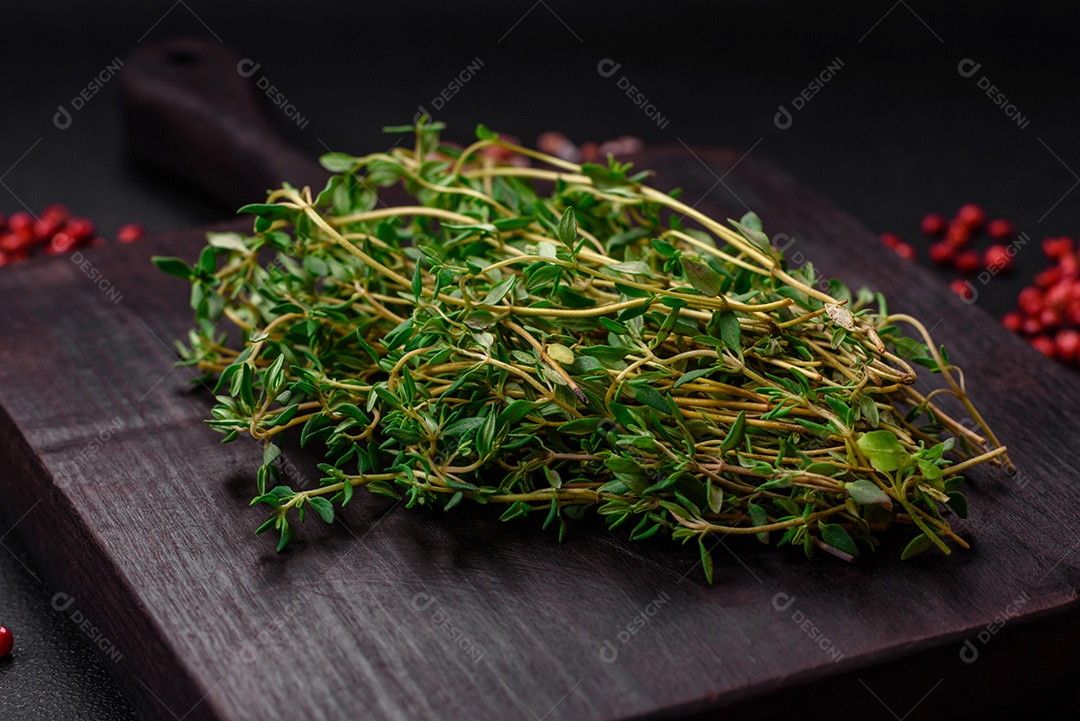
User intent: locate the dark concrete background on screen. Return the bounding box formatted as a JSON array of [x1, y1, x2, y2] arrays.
[[2, 1, 1078, 718]]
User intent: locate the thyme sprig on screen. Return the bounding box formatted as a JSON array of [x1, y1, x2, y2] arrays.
[[155, 121, 1010, 582]]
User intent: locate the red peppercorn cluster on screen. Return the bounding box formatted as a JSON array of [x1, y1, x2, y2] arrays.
[[881, 204, 1016, 284], [0, 205, 144, 267], [1002, 236, 1080, 363]]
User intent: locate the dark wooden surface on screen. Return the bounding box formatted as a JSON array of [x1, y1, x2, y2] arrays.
[[2, 37, 1080, 721]]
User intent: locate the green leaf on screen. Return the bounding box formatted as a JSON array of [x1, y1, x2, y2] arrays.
[[901, 533, 934, 560], [748, 503, 769, 544], [856, 430, 910, 473], [319, 152, 360, 172], [276, 520, 293, 552], [580, 345, 633, 362], [728, 218, 771, 251], [631, 384, 669, 414], [608, 261, 652, 276], [946, 491, 969, 519], [558, 418, 601, 435], [475, 124, 498, 140], [197, 246, 217, 275], [819, 522, 859, 557], [238, 203, 294, 221], [739, 211, 763, 232], [443, 416, 485, 438], [304, 255, 330, 277], [476, 412, 497, 458], [845, 480, 893, 510], [715, 311, 741, 356], [497, 399, 535, 426], [263, 354, 287, 397], [681, 258, 723, 296], [152, 256, 192, 279], [670, 367, 712, 390], [558, 207, 578, 246], [720, 411, 746, 454], [546, 343, 575, 364], [698, 537, 715, 585], [858, 395, 880, 428], [411, 261, 423, 297], [483, 275, 517, 306], [707, 481, 723, 514], [444, 491, 464, 512], [309, 497, 335, 524]]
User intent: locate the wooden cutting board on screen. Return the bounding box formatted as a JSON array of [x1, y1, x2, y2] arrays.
[[2, 39, 1079, 721]]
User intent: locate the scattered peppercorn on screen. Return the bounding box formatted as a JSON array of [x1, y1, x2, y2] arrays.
[[920, 213, 947, 237], [955, 249, 982, 275], [0, 205, 144, 266], [0, 626, 12, 658], [987, 218, 1015, 241], [957, 203, 986, 231]]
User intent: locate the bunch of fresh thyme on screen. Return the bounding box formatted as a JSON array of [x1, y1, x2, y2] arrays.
[[155, 121, 1011, 581]]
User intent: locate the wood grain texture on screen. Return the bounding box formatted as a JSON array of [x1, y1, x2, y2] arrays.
[[2, 146, 1080, 721]]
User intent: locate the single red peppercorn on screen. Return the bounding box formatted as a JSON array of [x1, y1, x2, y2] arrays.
[[1018, 287, 1045, 317], [880, 232, 902, 249], [986, 219, 1015, 241], [929, 241, 954, 266], [45, 232, 77, 255], [950, 278, 975, 300], [1067, 301, 1080, 327], [1055, 329, 1080, 364], [957, 203, 986, 231], [1039, 308, 1062, 330], [945, 222, 973, 249], [41, 204, 69, 222], [955, 249, 982, 275], [116, 223, 145, 243], [984, 244, 1013, 273], [1043, 236, 1075, 259], [920, 213, 947, 237], [894, 242, 916, 260], [8, 211, 33, 235], [1046, 283, 1070, 310], [0, 626, 12, 658], [0, 234, 25, 253], [65, 218, 95, 242], [1021, 316, 1043, 336], [1031, 335, 1056, 359], [1002, 311, 1023, 333], [1060, 254, 1079, 278], [1036, 268, 1062, 288]]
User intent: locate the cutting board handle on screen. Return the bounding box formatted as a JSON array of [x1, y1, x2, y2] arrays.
[[122, 38, 329, 210]]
